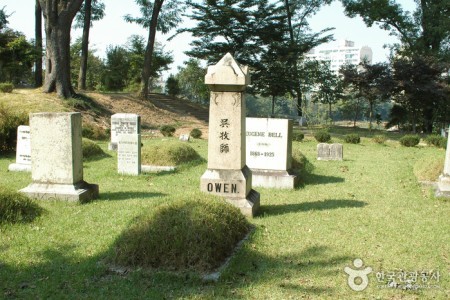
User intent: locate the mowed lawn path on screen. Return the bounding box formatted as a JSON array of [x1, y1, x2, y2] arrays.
[[0, 138, 448, 299]]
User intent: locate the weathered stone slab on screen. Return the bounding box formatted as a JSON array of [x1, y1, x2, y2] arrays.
[[245, 118, 297, 188], [200, 53, 259, 217], [117, 134, 141, 175], [179, 134, 190, 142], [8, 125, 31, 172], [20, 112, 98, 202], [436, 125, 450, 198], [317, 143, 343, 161], [109, 113, 140, 150]]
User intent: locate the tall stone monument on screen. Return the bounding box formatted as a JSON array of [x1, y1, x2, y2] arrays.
[[246, 118, 297, 189], [200, 53, 260, 217], [20, 112, 99, 202], [436, 125, 450, 197], [8, 125, 31, 172]]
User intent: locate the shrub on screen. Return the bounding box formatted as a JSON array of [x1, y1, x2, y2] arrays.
[[344, 133, 361, 144], [314, 130, 331, 143], [0, 82, 14, 93], [399, 135, 420, 147], [0, 104, 28, 153], [292, 131, 304, 142], [82, 123, 108, 140], [82, 138, 106, 159], [160, 125, 176, 137], [190, 128, 202, 139], [425, 134, 447, 149], [372, 135, 387, 144], [141, 140, 201, 166], [111, 194, 251, 272], [0, 189, 43, 224], [291, 149, 314, 174]]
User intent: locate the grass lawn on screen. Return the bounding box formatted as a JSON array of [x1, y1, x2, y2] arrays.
[[1, 130, 449, 299]]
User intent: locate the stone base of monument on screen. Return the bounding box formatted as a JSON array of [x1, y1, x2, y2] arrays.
[[20, 181, 99, 202], [141, 165, 176, 173], [435, 175, 450, 198], [8, 163, 31, 172], [250, 169, 297, 189], [200, 166, 260, 217]]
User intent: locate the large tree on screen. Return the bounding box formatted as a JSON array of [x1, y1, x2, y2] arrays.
[[39, 0, 84, 98], [74, 0, 105, 90], [125, 0, 183, 99]]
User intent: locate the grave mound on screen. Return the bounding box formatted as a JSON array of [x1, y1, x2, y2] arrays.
[[0, 189, 43, 224], [141, 140, 202, 166]]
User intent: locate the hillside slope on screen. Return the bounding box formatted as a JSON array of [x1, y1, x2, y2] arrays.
[[0, 89, 209, 138]]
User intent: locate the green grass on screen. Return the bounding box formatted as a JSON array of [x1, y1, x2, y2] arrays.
[[0, 134, 448, 299]]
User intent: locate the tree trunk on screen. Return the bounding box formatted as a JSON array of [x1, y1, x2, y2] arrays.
[[78, 0, 92, 91], [353, 98, 360, 127], [140, 0, 163, 99], [328, 102, 332, 124], [369, 100, 374, 130], [39, 0, 84, 98], [34, 0, 43, 87]]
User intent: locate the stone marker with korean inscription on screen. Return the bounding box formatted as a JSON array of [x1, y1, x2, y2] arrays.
[[8, 125, 31, 172], [436, 125, 450, 197], [200, 53, 260, 217], [117, 133, 141, 175], [20, 112, 99, 202], [246, 118, 297, 189], [109, 113, 140, 150], [317, 143, 343, 161]]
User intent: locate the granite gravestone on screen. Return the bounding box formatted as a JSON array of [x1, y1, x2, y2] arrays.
[[117, 133, 141, 175], [436, 125, 450, 197], [246, 118, 297, 188], [317, 143, 343, 161], [109, 113, 140, 150], [20, 112, 99, 202], [200, 53, 260, 217], [8, 125, 31, 172]]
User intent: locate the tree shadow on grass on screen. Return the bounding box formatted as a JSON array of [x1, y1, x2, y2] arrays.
[[258, 199, 367, 217], [98, 191, 166, 201]]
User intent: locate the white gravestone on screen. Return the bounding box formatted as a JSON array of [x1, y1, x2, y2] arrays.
[[200, 53, 260, 217], [436, 125, 450, 197], [20, 112, 99, 202], [246, 118, 297, 188], [8, 125, 31, 172], [317, 143, 343, 161], [117, 134, 141, 175], [109, 113, 140, 150]]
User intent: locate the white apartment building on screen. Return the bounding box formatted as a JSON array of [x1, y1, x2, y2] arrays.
[[305, 40, 373, 73]]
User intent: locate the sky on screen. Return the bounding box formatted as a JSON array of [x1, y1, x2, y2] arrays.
[[1, 0, 417, 78]]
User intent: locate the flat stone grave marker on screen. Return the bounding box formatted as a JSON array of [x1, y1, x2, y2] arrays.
[[20, 112, 99, 202], [117, 134, 141, 175], [200, 53, 260, 217], [317, 143, 343, 161], [8, 125, 31, 172], [109, 113, 140, 150], [246, 117, 297, 188]]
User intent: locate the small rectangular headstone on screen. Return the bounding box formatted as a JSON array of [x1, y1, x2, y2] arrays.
[[8, 125, 31, 172], [179, 134, 190, 142], [109, 113, 140, 150], [117, 134, 141, 175], [317, 143, 343, 161]]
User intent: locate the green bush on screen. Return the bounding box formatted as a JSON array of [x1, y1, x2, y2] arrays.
[[343, 133, 361, 144], [0, 82, 14, 93], [190, 128, 202, 139], [0, 189, 43, 224], [82, 124, 108, 141], [82, 138, 106, 159], [399, 135, 420, 147], [314, 130, 331, 143], [291, 149, 314, 174], [0, 104, 28, 153], [425, 134, 447, 149], [292, 131, 304, 142], [372, 135, 387, 144], [141, 140, 201, 166], [160, 125, 176, 137], [111, 194, 251, 272]]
